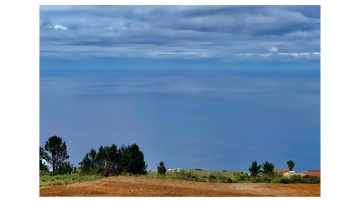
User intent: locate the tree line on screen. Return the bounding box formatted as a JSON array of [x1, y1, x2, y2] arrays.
[[248, 160, 295, 177], [40, 135, 297, 178], [40, 135, 147, 176], [79, 143, 147, 176]]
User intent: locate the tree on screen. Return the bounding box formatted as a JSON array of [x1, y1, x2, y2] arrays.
[[43, 135, 70, 172], [249, 161, 261, 177], [40, 147, 49, 173], [287, 160, 295, 171], [103, 144, 119, 176], [79, 153, 92, 174], [55, 161, 74, 175], [96, 146, 107, 167], [88, 148, 97, 170], [121, 144, 147, 175], [79, 143, 147, 176], [262, 161, 274, 175], [157, 161, 166, 175]]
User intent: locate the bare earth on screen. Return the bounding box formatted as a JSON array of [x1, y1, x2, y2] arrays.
[[40, 176, 320, 197]]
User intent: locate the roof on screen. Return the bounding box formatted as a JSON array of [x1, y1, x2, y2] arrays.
[[301, 170, 320, 177], [275, 168, 290, 174]]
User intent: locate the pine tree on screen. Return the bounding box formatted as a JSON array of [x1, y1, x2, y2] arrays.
[[262, 161, 275, 175], [157, 161, 166, 175], [249, 161, 261, 177], [43, 135, 70, 172]]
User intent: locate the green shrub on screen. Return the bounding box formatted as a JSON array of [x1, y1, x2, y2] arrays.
[[208, 175, 216, 182], [233, 172, 250, 182], [94, 165, 104, 175], [302, 175, 320, 184], [270, 174, 321, 184], [277, 177, 292, 184], [261, 175, 273, 183], [223, 177, 233, 183], [216, 175, 233, 183], [251, 175, 272, 183], [289, 175, 304, 183]]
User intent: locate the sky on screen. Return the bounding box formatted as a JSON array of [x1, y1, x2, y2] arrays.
[[40, 5, 320, 69], [40, 5, 320, 171]]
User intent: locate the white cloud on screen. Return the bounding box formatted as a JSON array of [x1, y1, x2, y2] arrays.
[[49, 24, 68, 30], [146, 51, 211, 59], [279, 52, 320, 58], [234, 51, 320, 59], [269, 47, 279, 54]]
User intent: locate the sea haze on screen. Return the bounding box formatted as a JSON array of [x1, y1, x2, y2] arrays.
[[40, 69, 320, 171]]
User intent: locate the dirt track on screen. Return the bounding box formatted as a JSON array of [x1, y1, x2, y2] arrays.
[[40, 176, 320, 197]]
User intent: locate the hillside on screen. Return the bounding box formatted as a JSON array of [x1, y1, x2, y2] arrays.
[[40, 175, 320, 197]]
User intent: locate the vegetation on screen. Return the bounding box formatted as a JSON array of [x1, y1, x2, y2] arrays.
[[249, 161, 261, 177], [145, 169, 317, 184], [287, 160, 295, 171], [271, 174, 320, 184], [39, 135, 319, 187], [79, 143, 147, 176], [40, 135, 74, 175], [146, 169, 235, 183], [40, 174, 102, 188], [157, 161, 166, 175], [121, 144, 147, 175], [233, 171, 251, 182], [262, 161, 274, 175], [40, 147, 48, 171]]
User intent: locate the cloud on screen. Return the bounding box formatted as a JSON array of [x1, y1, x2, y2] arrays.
[[146, 50, 211, 59], [279, 52, 320, 58], [269, 47, 279, 54], [234, 50, 320, 60], [49, 24, 68, 30], [40, 6, 320, 62]]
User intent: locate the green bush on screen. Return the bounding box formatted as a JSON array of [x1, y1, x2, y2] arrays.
[[208, 175, 216, 182], [93, 165, 104, 175], [276, 177, 292, 184], [251, 175, 274, 183], [233, 172, 250, 182], [260, 175, 273, 183], [289, 174, 304, 183], [216, 174, 233, 183], [302, 175, 320, 184], [219, 176, 233, 183], [52, 162, 73, 175], [271, 174, 320, 184]]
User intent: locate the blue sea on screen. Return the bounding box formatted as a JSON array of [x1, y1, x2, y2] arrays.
[[40, 69, 320, 172]]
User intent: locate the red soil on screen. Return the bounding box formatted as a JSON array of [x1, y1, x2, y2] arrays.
[[40, 176, 320, 197]]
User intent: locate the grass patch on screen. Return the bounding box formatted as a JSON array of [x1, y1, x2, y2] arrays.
[[40, 174, 103, 188], [253, 173, 320, 184], [145, 169, 236, 183], [144, 170, 320, 184], [40, 170, 319, 188]]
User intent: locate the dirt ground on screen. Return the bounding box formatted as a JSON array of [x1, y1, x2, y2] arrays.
[[40, 176, 320, 197]]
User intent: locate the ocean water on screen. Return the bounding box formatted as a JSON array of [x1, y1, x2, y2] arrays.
[[40, 69, 320, 171]]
